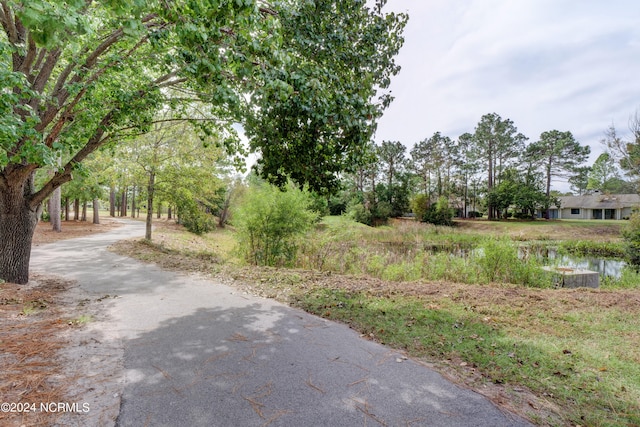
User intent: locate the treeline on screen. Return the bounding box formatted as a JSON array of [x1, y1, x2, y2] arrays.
[[326, 112, 638, 225]]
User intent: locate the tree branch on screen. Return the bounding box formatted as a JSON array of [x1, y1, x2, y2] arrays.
[[1, 2, 17, 44], [17, 33, 38, 75], [30, 111, 116, 208], [30, 48, 62, 94]]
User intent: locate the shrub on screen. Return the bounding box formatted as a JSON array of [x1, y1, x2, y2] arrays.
[[174, 189, 216, 235], [235, 183, 317, 266], [513, 211, 535, 220], [410, 194, 429, 220], [622, 211, 640, 269], [347, 199, 391, 226], [422, 196, 454, 226], [468, 211, 483, 218]]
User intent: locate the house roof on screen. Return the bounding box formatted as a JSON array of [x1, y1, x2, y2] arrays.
[[556, 193, 640, 209]]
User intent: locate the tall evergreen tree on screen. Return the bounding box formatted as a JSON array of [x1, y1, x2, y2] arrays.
[[525, 130, 589, 217]]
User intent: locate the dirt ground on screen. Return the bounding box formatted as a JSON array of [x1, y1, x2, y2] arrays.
[[32, 219, 122, 246], [1, 219, 123, 426]]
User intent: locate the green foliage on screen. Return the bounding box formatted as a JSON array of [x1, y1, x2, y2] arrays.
[[235, 183, 317, 266], [410, 193, 429, 220], [477, 238, 551, 287], [348, 199, 392, 227], [601, 267, 640, 289], [173, 188, 216, 235], [245, 1, 407, 194], [422, 196, 454, 226], [558, 240, 625, 258], [622, 211, 640, 269]]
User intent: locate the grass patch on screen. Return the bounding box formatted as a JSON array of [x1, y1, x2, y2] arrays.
[[558, 240, 625, 258]]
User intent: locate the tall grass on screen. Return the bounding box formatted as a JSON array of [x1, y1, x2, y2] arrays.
[[296, 218, 553, 287]]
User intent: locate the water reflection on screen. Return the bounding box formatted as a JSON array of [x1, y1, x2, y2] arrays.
[[539, 248, 625, 279], [380, 242, 627, 279]]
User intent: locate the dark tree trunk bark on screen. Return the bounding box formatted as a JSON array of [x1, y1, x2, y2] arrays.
[[74, 198, 80, 221], [64, 197, 69, 221], [131, 185, 136, 219], [167, 206, 172, 220], [146, 172, 155, 240], [156, 202, 161, 219], [81, 201, 87, 221], [109, 185, 116, 217], [120, 186, 127, 217], [0, 177, 39, 284], [93, 198, 100, 224]]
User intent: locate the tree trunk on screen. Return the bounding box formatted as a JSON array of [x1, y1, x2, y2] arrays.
[[49, 186, 61, 232], [93, 198, 100, 224], [109, 185, 116, 217], [81, 201, 87, 221], [120, 186, 127, 217], [218, 190, 232, 228], [74, 198, 80, 221], [0, 180, 39, 284], [146, 172, 155, 240], [167, 205, 172, 220], [64, 197, 70, 221], [156, 201, 161, 219], [131, 185, 136, 219]]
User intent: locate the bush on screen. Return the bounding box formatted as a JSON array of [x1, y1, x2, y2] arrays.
[[235, 183, 317, 266], [622, 211, 640, 269], [174, 190, 216, 235], [422, 196, 454, 226], [468, 211, 482, 218], [410, 194, 429, 220], [513, 212, 535, 220], [347, 199, 392, 226]]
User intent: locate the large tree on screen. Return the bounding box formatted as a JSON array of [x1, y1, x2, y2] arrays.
[[587, 152, 618, 191], [473, 113, 526, 220], [377, 140, 406, 205], [525, 130, 589, 217], [245, 1, 406, 194], [0, 0, 406, 283], [603, 114, 640, 182]]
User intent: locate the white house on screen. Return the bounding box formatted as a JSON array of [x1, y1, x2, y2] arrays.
[[545, 192, 640, 220]]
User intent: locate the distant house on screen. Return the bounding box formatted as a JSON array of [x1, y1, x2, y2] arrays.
[[543, 191, 640, 220]]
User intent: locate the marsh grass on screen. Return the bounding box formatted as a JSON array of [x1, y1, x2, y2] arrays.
[[297, 219, 553, 287]]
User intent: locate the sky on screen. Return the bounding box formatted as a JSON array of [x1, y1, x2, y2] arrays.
[[374, 0, 640, 189]]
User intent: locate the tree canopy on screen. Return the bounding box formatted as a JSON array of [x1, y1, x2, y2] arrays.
[[0, 0, 407, 283]]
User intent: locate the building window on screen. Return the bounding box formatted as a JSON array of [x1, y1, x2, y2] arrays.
[[571, 208, 580, 215]]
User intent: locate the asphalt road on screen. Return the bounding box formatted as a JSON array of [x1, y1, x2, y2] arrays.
[[30, 219, 532, 427]]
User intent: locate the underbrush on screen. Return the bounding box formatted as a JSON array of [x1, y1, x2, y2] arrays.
[[558, 240, 625, 258], [297, 221, 553, 288]]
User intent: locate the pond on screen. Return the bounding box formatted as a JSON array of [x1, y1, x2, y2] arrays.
[[529, 247, 626, 279], [380, 242, 627, 279]]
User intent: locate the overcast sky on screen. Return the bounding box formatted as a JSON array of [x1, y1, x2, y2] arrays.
[[374, 0, 640, 187]]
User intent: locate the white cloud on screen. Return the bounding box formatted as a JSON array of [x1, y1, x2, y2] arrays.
[[375, 0, 640, 176]]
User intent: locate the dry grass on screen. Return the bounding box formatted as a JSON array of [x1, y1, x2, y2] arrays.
[[0, 274, 78, 427], [454, 218, 623, 242], [0, 218, 121, 426]]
